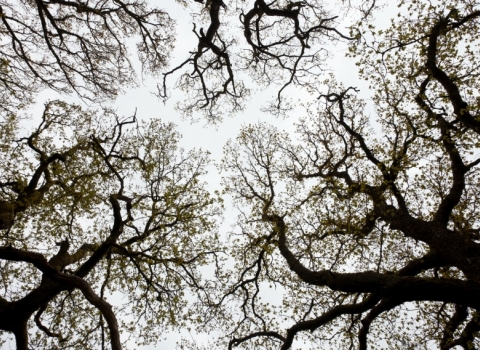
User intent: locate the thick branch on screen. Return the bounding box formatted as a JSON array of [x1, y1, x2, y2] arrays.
[[440, 304, 468, 349], [75, 194, 131, 278], [266, 214, 480, 309], [0, 246, 122, 350], [425, 10, 480, 133], [229, 331, 286, 349]]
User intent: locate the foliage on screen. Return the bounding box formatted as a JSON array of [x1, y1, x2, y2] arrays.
[[1, 0, 480, 349], [0, 101, 222, 349], [214, 0, 480, 349], [0, 0, 174, 113], [159, 0, 370, 121]]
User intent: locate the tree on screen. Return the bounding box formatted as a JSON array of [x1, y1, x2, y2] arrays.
[[0, 101, 221, 349], [0, 0, 365, 348], [159, 0, 365, 121], [0, 0, 369, 119], [216, 1, 480, 349], [0, 0, 174, 113], [3, 0, 480, 349], [0, 2, 226, 349]]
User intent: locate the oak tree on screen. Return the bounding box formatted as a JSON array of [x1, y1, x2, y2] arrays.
[[0, 101, 221, 349], [3, 0, 480, 349], [159, 0, 366, 121], [0, 0, 174, 113], [216, 0, 480, 349], [0, 0, 360, 348]]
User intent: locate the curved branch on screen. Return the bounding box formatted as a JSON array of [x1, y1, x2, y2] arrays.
[[281, 294, 381, 350], [229, 331, 286, 349], [75, 194, 131, 278], [425, 10, 480, 134], [34, 304, 65, 341], [0, 246, 122, 350], [266, 214, 480, 309]]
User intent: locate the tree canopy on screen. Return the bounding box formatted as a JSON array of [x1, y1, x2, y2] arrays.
[[0, 100, 222, 349], [1, 0, 480, 349], [217, 1, 480, 348], [0, 0, 174, 113]]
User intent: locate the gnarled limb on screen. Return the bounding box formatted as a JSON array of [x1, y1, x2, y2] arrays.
[[34, 304, 65, 341], [0, 246, 122, 350], [0, 0, 173, 108], [425, 10, 480, 133]]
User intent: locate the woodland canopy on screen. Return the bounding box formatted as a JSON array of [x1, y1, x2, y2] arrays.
[[1, 0, 480, 349]]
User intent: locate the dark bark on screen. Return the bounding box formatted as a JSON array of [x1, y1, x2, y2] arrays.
[[13, 324, 28, 350], [231, 8, 480, 344], [0, 246, 122, 350]]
